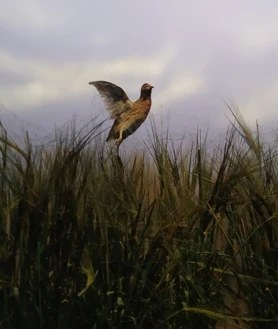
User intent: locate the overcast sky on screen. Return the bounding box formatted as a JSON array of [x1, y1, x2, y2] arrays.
[[0, 1, 278, 144]]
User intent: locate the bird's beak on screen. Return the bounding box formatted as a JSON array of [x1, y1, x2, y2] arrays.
[[151, 86, 154, 89]]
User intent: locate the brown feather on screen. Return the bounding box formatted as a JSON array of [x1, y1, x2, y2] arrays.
[[88, 80, 133, 119]]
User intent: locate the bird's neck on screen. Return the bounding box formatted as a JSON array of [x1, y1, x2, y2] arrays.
[[140, 95, 151, 101], [140, 90, 152, 101]]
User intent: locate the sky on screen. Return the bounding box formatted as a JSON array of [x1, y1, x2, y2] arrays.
[[0, 1, 278, 146]]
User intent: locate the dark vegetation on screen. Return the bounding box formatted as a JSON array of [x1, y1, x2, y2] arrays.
[[0, 110, 278, 329]]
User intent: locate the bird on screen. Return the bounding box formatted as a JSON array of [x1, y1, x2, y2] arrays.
[[89, 80, 154, 152]]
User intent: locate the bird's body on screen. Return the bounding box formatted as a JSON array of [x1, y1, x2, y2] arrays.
[[89, 80, 153, 152]]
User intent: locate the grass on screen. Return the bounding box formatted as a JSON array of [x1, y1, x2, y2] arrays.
[[0, 109, 278, 329]]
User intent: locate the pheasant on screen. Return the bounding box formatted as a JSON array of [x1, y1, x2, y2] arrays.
[[89, 80, 154, 152]]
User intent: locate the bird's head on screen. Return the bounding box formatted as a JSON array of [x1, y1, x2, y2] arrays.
[[140, 83, 154, 98]]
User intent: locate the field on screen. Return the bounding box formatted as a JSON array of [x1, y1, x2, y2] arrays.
[[1, 110, 278, 329]]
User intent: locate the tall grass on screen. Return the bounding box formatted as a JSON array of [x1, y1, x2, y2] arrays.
[[0, 110, 278, 329]]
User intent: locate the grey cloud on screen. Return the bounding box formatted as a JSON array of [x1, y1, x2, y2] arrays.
[[1, 0, 278, 140], [0, 68, 32, 86]]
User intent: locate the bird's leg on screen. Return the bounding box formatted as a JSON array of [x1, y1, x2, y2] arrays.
[[117, 130, 123, 143], [114, 130, 123, 153]]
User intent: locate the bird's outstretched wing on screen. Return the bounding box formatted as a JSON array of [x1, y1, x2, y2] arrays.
[[89, 80, 134, 119]]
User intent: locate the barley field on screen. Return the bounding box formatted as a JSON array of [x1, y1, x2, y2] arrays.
[[1, 110, 278, 329]]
